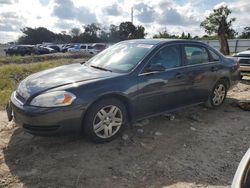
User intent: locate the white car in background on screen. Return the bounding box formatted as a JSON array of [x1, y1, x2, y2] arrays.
[[233, 49, 250, 76], [92, 43, 108, 54], [67, 44, 96, 55]]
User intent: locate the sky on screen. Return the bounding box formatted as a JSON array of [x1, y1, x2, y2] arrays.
[[0, 0, 249, 43]]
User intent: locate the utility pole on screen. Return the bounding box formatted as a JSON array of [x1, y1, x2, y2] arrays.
[[131, 7, 133, 24]]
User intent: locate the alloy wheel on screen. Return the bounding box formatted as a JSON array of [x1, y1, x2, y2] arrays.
[[93, 105, 123, 138], [212, 84, 226, 106]]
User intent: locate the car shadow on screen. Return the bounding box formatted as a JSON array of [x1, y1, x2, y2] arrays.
[[3, 100, 249, 188]]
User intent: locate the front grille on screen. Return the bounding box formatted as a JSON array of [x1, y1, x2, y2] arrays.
[[23, 124, 60, 132], [239, 58, 250, 66], [15, 92, 26, 104]]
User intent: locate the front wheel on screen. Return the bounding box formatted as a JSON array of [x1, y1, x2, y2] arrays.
[[83, 98, 127, 142], [206, 80, 228, 108]]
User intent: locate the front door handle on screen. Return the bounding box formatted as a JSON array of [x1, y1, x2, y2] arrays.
[[210, 66, 218, 72], [175, 73, 182, 79]]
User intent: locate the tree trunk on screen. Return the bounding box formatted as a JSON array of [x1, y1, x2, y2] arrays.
[[218, 34, 230, 55]]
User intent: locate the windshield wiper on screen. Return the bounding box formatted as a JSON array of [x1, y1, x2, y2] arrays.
[[90, 65, 112, 72]]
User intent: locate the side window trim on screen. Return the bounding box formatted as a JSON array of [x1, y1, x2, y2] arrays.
[[139, 44, 183, 75]]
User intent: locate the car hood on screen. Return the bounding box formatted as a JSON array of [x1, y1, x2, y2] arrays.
[[236, 50, 250, 57], [17, 63, 116, 100]]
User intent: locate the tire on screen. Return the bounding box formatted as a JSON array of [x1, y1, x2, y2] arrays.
[[206, 80, 228, 108], [83, 98, 127, 143]]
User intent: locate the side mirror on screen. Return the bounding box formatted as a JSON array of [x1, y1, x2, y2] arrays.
[[146, 64, 165, 73], [232, 148, 250, 188]]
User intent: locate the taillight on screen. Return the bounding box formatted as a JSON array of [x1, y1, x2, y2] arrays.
[[236, 59, 240, 69]]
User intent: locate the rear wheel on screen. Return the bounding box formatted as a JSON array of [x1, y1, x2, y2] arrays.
[[83, 98, 127, 142], [206, 80, 228, 108]]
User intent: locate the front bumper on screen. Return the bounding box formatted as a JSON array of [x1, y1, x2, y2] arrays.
[[7, 92, 85, 136], [240, 65, 250, 76], [237, 57, 250, 76]]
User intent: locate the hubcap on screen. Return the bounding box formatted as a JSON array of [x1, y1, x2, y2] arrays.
[[93, 105, 123, 139], [212, 84, 226, 106]]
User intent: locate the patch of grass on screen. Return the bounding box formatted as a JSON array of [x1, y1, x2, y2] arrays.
[[0, 52, 91, 65], [0, 58, 77, 108]]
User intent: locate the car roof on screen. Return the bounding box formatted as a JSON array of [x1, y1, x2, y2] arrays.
[[16, 45, 34, 47], [123, 39, 206, 46]]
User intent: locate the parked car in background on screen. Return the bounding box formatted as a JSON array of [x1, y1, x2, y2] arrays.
[[231, 148, 250, 188], [61, 44, 74, 52], [67, 44, 96, 54], [46, 45, 60, 52], [4, 45, 33, 56], [233, 50, 250, 76], [6, 39, 240, 142], [92, 43, 108, 53], [32, 46, 57, 55]]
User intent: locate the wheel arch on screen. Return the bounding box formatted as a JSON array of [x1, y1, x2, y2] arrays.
[[82, 93, 134, 124], [218, 76, 230, 89]]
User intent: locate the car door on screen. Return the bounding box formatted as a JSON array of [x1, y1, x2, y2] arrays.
[[182, 44, 221, 103], [135, 44, 192, 119]]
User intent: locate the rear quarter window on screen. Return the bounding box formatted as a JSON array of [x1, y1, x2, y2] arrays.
[[209, 50, 221, 62]]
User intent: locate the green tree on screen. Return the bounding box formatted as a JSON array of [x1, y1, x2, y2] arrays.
[[70, 28, 81, 43], [70, 27, 81, 37], [84, 23, 100, 40], [201, 35, 218, 40], [119, 22, 136, 40], [153, 29, 170, 38], [18, 27, 56, 44], [118, 22, 146, 40], [99, 30, 109, 43], [200, 6, 236, 55], [109, 24, 120, 43], [153, 29, 178, 39], [180, 32, 185, 39], [54, 33, 71, 43], [134, 25, 146, 39], [239, 27, 250, 39]]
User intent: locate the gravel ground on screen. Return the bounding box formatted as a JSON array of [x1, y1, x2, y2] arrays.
[[0, 79, 249, 188]]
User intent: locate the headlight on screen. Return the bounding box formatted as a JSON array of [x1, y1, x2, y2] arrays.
[[30, 91, 76, 107]]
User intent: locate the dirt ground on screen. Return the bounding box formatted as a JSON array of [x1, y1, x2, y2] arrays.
[[0, 78, 249, 188]]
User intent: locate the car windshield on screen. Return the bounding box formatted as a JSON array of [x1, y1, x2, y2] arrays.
[[86, 42, 154, 73]]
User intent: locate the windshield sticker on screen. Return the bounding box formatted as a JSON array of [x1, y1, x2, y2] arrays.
[[137, 44, 154, 49]]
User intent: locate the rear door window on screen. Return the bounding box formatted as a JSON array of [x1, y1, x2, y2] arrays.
[[184, 46, 209, 65]]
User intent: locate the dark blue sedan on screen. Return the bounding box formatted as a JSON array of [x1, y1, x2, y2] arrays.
[[7, 39, 241, 142]]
